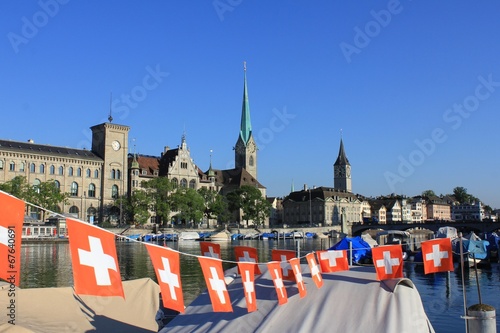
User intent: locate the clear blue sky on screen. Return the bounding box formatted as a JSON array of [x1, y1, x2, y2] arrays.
[[2, 1, 500, 208]]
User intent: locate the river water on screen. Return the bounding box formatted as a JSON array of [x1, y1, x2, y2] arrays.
[[19, 239, 500, 332]]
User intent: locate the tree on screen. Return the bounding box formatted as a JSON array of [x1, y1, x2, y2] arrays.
[[24, 179, 69, 221], [142, 177, 175, 226], [421, 190, 436, 197], [0, 176, 26, 199], [129, 189, 151, 225], [226, 185, 271, 227], [198, 187, 229, 227], [171, 187, 205, 227], [453, 186, 471, 204]]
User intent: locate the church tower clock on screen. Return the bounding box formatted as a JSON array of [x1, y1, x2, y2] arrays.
[[334, 138, 352, 192], [234, 62, 257, 179]]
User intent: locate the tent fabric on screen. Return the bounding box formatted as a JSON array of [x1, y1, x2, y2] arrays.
[[161, 265, 435, 333], [0, 278, 160, 333], [329, 236, 372, 264]]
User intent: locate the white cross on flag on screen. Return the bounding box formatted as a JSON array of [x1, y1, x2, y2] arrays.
[[234, 246, 261, 274], [237, 261, 257, 312], [306, 252, 323, 289], [372, 244, 404, 280], [67, 218, 124, 297], [0, 191, 25, 287], [271, 249, 296, 281], [145, 244, 185, 313], [316, 249, 349, 273], [200, 241, 221, 259], [198, 256, 233, 312], [267, 261, 288, 305], [421, 238, 454, 274]]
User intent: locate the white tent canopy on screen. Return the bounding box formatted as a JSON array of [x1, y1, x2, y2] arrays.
[[162, 265, 435, 333]]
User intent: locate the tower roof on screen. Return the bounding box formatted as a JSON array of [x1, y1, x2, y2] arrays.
[[239, 62, 252, 144], [334, 139, 350, 166]]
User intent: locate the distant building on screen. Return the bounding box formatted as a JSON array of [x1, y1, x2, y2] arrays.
[[451, 201, 484, 221]]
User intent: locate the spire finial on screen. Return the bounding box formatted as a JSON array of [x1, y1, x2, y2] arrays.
[[108, 92, 113, 123], [340, 128, 343, 139], [243, 61, 246, 72]]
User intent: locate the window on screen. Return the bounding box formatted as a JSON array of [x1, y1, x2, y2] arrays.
[[77, 168, 82, 177], [54, 180, 60, 191], [189, 179, 196, 189], [68, 167, 74, 176], [30, 163, 36, 173], [59, 166, 64, 175], [39, 164, 45, 174], [86, 168, 91, 177], [172, 178, 178, 187], [134, 170, 139, 176], [33, 179, 41, 193], [49, 165, 55, 175], [116, 169, 121, 180], [69, 206, 79, 216], [71, 182, 78, 196], [181, 162, 188, 169], [9, 161, 15, 171], [180, 178, 187, 188], [0, 160, 3, 170], [111, 169, 116, 179], [111, 185, 119, 199], [88, 184, 96, 198], [249, 156, 254, 166], [19, 162, 24, 172], [94, 169, 99, 178]]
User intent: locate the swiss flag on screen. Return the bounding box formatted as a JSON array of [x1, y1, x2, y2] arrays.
[[316, 250, 349, 273], [306, 252, 323, 289], [271, 249, 296, 281], [234, 246, 261, 274], [67, 218, 124, 297], [372, 244, 404, 280], [267, 261, 288, 305], [237, 262, 257, 312], [289, 258, 307, 298], [0, 191, 25, 286], [198, 256, 233, 312], [421, 238, 454, 274], [200, 241, 221, 259], [145, 244, 185, 313]]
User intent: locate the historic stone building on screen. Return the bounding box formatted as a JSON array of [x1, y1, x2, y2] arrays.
[[0, 121, 129, 224]]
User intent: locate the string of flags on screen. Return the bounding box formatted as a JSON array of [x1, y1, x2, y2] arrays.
[[0, 191, 457, 314]]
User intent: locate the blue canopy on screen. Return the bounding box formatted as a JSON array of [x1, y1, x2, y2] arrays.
[[329, 236, 372, 264]]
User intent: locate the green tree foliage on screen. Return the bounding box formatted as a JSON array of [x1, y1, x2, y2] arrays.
[[142, 177, 175, 226], [421, 190, 436, 197], [198, 187, 230, 227], [129, 189, 150, 225], [226, 185, 271, 227], [171, 187, 205, 226], [453, 186, 472, 204], [0, 176, 26, 199]]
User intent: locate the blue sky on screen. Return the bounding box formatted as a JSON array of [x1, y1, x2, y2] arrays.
[[2, 1, 500, 208]]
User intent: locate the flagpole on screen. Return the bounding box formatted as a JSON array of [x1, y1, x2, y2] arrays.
[[459, 233, 468, 333]]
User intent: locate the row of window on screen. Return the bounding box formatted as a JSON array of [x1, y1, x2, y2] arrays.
[[171, 178, 196, 189], [31, 179, 119, 198], [0, 161, 100, 178]]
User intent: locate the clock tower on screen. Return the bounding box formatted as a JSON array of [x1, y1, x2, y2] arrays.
[[334, 138, 352, 192], [234, 62, 257, 179], [90, 122, 130, 205]]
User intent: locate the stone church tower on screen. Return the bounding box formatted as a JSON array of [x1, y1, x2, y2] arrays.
[[333, 138, 352, 192], [234, 63, 257, 179]]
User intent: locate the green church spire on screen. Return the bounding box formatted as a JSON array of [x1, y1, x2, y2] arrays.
[[239, 61, 252, 144]]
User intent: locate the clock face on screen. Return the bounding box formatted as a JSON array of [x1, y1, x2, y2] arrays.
[[111, 140, 121, 151], [234, 142, 246, 154], [248, 142, 256, 153]]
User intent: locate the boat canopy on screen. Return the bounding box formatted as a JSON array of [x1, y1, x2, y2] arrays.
[[328, 236, 372, 264]]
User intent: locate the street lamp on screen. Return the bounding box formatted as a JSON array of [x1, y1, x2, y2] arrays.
[[309, 187, 312, 227]]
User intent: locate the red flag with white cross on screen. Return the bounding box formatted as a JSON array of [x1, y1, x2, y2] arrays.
[[421, 238, 454, 274], [289, 257, 307, 298], [198, 256, 233, 312], [145, 244, 185, 313], [372, 244, 404, 280], [316, 250, 349, 273], [0, 191, 25, 287], [234, 246, 261, 274], [306, 252, 323, 289], [271, 249, 296, 281], [267, 261, 288, 305], [67, 218, 124, 297], [237, 261, 257, 312], [200, 241, 221, 259]]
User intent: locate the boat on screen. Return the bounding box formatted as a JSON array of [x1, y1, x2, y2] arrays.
[[376, 230, 412, 260], [206, 230, 231, 241], [178, 231, 200, 241]]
